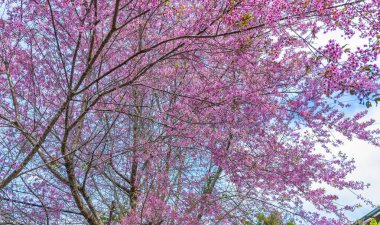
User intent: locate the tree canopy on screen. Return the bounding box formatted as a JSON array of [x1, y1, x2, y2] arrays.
[[0, 0, 379, 224]]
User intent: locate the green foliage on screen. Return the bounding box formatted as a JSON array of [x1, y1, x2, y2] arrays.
[[254, 211, 295, 225], [370, 218, 380, 225], [355, 218, 380, 225], [242, 220, 253, 225], [99, 213, 121, 223], [238, 13, 254, 27]]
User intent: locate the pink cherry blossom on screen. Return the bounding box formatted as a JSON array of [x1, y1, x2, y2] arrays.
[[0, 0, 379, 224]]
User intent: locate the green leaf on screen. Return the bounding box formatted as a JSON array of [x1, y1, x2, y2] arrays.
[[361, 65, 371, 71], [81, 163, 88, 171], [238, 13, 254, 27], [305, 65, 311, 74], [344, 48, 351, 53], [369, 218, 379, 225], [100, 214, 108, 222]]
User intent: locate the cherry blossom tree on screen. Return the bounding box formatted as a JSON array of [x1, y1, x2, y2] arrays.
[[0, 0, 379, 224]]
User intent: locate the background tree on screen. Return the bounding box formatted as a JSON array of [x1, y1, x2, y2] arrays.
[[0, 0, 380, 224]]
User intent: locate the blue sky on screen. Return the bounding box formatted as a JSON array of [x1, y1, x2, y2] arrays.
[[334, 107, 380, 221], [312, 30, 380, 222]]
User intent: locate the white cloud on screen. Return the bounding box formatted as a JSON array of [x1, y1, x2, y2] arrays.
[[309, 30, 380, 221], [336, 107, 380, 221]]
